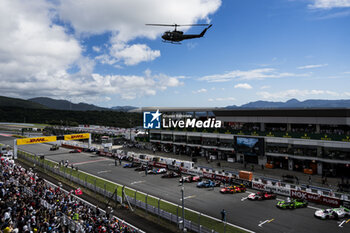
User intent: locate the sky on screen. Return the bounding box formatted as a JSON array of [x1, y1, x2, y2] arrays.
[[0, 0, 349, 107]]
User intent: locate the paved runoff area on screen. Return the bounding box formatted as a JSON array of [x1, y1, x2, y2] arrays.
[[1, 135, 350, 233]]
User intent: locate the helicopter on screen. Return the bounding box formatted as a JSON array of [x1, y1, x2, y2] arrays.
[[146, 23, 213, 44]]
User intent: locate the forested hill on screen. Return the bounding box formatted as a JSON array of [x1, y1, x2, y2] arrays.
[[0, 107, 142, 128], [0, 96, 47, 109]]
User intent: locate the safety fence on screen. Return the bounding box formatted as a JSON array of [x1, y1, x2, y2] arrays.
[[17, 151, 250, 233]]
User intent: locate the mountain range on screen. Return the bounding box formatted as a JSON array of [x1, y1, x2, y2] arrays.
[[226, 98, 350, 109], [1, 96, 350, 111], [0, 96, 137, 111]]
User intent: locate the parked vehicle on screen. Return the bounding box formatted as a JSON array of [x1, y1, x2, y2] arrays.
[[220, 184, 246, 194], [134, 164, 152, 171], [147, 168, 167, 174], [50, 144, 59, 151], [248, 191, 277, 200], [69, 149, 82, 153], [161, 171, 180, 178], [314, 207, 350, 220], [197, 180, 221, 188], [276, 198, 308, 209], [123, 162, 138, 168], [179, 175, 202, 183]]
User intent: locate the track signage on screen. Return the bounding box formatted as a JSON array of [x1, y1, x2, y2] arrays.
[[290, 190, 340, 207], [17, 136, 57, 145], [64, 133, 90, 141]]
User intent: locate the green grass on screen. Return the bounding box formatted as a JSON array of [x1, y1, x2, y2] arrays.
[[18, 150, 248, 233]]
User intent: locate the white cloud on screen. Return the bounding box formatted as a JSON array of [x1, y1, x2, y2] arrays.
[[260, 85, 271, 90], [234, 83, 252, 89], [89, 72, 183, 100], [0, 0, 81, 96], [109, 41, 160, 66], [57, 0, 221, 41], [297, 64, 328, 69], [0, 0, 82, 77], [257, 89, 340, 100], [192, 88, 207, 94], [57, 0, 220, 67], [208, 97, 235, 102], [92, 46, 101, 52], [198, 68, 306, 82], [95, 54, 118, 65], [309, 0, 350, 9], [0, 0, 188, 102]]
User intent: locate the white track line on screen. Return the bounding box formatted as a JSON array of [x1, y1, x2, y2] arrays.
[[258, 220, 269, 227], [259, 218, 274, 227], [339, 220, 346, 227], [131, 180, 146, 185], [72, 158, 109, 165], [97, 170, 111, 174], [180, 195, 196, 201], [307, 205, 321, 210]]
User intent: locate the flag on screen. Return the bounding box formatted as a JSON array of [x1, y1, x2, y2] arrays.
[[75, 188, 83, 195]]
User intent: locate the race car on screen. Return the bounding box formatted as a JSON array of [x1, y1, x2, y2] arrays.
[[220, 186, 235, 194], [179, 175, 202, 183], [69, 149, 82, 153], [220, 184, 246, 194], [134, 164, 151, 171], [248, 191, 277, 200], [314, 206, 350, 220], [161, 171, 181, 178], [196, 180, 221, 188], [50, 145, 59, 151], [276, 198, 308, 209], [147, 168, 167, 174], [123, 162, 138, 168]]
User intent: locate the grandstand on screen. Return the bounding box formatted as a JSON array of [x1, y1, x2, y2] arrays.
[[0, 159, 143, 233]]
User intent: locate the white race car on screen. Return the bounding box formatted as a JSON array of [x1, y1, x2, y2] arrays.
[[314, 206, 350, 220]]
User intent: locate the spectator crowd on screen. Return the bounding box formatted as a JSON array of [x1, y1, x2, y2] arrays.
[[0, 160, 139, 233]]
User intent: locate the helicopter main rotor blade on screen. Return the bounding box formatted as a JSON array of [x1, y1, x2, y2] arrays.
[[146, 24, 177, 27], [146, 23, 210, 27], [177, 24, 210, 26]]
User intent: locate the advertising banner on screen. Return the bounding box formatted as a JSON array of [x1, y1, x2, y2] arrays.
[[64, 133, 90, 141], [290, 190, 340, 207], [252, 182, 266, 190], [17, 136, 57, 145], [265, 185, 291, 196]]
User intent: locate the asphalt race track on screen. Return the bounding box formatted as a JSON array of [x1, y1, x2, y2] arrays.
[[1, 135, 349, 233]]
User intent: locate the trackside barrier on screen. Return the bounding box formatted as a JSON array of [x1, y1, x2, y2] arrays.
[[17, 151, 252, 233]]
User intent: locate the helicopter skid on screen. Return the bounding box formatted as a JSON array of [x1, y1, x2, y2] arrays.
[[162, 40, 181, 44]]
